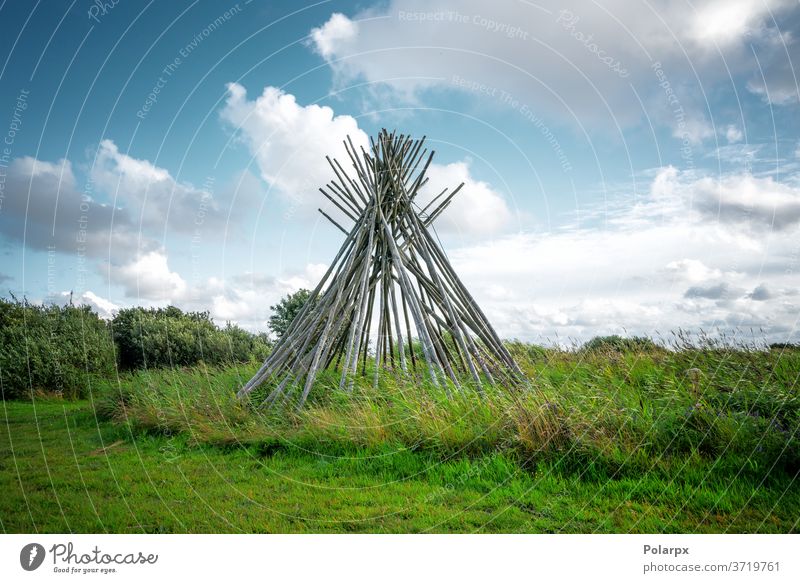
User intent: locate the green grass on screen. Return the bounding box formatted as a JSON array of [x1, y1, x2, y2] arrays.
[[2, 343, 799, 533]]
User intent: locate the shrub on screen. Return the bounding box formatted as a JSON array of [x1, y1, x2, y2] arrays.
[[582, 335, 660, 353], [0, 296, 115, 399], [220, 322, 272, 363], [769, 342, 799, 351], [111, 306, 270, 370], [505, 340, 548, 362]]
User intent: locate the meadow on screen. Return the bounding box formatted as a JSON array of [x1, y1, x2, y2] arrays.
[[2, 336, 798, 533]]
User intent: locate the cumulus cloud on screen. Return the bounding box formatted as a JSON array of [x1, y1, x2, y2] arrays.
[[94, 260, 329, 330], [748, 283, 773, 301], [56, 290, 119, 319], [220, 83, 513, 235], [92, 140, 228, 233], [1, 139, 266, 307], [307, 0, 798, 130], [309, 13, 358, 59], [631, 166, 800, 231], [417, 161, 512, 235], [112, 250, 187, 301], [205, 263, 327, 331], [684, 282, 740, 300], [690, 173, 800, 230], [689, 0, 786, 47], [81, 290, 119, 318], [0, 156, 141, 260], [220, 83, 368, 211], [445, 167, 800, 342], [665, 259, 723, 283], [1, 139, 255, 266]]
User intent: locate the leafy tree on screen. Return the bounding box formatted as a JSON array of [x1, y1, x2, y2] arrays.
[[268, 289, 314, 339]]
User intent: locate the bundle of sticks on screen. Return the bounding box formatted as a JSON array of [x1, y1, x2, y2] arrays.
[[238, 130, 525, 407]]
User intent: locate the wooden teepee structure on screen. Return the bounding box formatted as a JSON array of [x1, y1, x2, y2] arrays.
[[238, 130, 524, 407]]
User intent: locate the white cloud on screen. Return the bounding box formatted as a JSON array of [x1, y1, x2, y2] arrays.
[[665, 259, 723, 283], [56, 290, 119, 319], [308, 0, 797, 129], [746, 75, 799, 106], [0, 156, 143, 261], [630, 165, 800, 231], [113, 250, 187, 301], [2, 142, 267, 307], [81, 291, 119, 318], [75, 260, 330, 330], [220, 83, 369, 212], [445, 167, 800, 342], [691, 173, 800, 229], [207, 263, 327, 330], [220, 83, 513, 235], [2, 141, 255, 273], [707, 143, 761, 166], [672, 116, 715, 145], [92, 140, 225, 233], [689, 0, 780, 47], [417, 161, 512, 235], [310, 13, 358, 59], [724, 124, 743, 143], [684, 282, 742, 300]]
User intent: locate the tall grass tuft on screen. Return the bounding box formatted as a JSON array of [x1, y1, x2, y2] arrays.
[[97, 337, 800, 478]]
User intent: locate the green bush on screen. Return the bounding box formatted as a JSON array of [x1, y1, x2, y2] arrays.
[[769, 342, 799, 350], [0, 296, 115, 399], [505, 340, 548, 361], [111, 306, 270, 370], [582, 334, 661, 353]]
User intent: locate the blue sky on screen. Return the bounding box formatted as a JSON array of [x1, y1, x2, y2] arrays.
[[1, 0, 799, 343]]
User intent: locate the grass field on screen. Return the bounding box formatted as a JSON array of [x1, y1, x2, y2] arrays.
[[2, 342, 799, 533]]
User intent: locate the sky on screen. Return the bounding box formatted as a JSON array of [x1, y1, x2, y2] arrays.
[[0, 0, 799, 344]]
